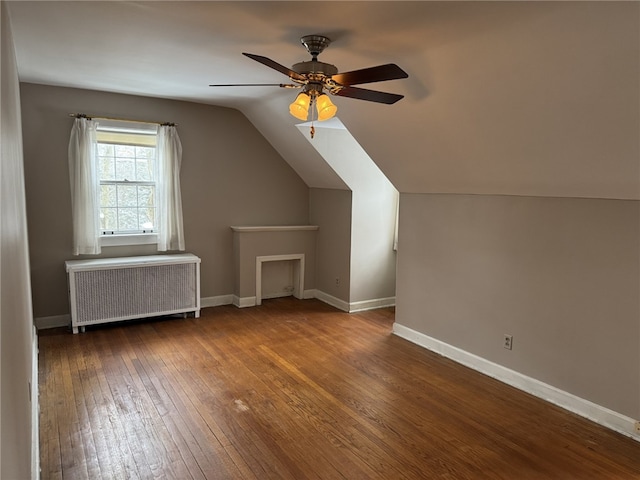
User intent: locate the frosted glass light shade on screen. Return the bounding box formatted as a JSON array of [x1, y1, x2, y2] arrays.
[[316, 94, 337, 121], [289, 93, 311, 121]]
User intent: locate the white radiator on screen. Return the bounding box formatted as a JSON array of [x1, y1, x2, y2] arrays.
[[65, 254, 201, 334]]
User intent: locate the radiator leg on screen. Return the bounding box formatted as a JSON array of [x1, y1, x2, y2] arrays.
[[80, 326, 86, 333], [72, 326, 79, 334]]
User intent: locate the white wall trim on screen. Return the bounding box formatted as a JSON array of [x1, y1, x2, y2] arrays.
[[393, 323, 640, 442], [311, 291, 395, 313], [313, 290, 350, 312], [201, 295, 234, 308], [31, 326, 40, 479], [256, 254, 304, 306], [36, 292, 393, 327], [233, 295, 256, 308], [349, 296, 396, 313], [100, 233, 157, 247]]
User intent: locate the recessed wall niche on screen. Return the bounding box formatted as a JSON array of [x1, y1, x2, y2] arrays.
[[231, 225, 318, 307]]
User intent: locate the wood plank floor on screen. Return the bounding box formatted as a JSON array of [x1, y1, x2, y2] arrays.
[[39, 297, 640, 479]]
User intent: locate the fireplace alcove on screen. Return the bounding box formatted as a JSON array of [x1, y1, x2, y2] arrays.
[[230, 225, 318, 307]]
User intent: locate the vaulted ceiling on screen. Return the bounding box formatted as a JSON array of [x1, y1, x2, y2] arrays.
[[6, 1, 639, 199]]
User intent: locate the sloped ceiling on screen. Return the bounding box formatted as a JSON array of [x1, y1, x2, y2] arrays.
[[6, 1, 639, 199]]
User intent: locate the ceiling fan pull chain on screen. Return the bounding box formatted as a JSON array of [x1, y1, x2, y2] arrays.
[[310, 96, 316, 138]]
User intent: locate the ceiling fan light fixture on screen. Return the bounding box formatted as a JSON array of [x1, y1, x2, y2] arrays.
[[215, 34, 408, 133], [289, 92, 311, 121], [316, 94, 337, 121]]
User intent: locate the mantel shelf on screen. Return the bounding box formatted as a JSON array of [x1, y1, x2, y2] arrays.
[[230, 225, 319, 232]]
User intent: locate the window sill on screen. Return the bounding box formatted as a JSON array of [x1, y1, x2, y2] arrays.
[[100, 234, 158, 247]]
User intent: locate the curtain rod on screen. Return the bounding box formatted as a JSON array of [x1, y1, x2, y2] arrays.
[[69, 113, 176, 127]]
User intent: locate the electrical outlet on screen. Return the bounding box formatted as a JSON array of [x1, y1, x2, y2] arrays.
[[335, 277, 340, 287], [635, 421, 640, 433], [504, 334, 513, 350]]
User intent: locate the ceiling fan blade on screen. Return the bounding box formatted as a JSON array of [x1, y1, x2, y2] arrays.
[[209, 83, 300, 88], [334, 86, 404, 104], [332, 64, 408, 86], [242, 53, 306, 82]]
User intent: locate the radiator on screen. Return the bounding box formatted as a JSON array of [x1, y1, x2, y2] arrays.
[[65, 254, 200, 334]]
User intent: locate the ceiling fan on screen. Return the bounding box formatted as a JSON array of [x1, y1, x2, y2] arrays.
[[210, 35, 408, 135]]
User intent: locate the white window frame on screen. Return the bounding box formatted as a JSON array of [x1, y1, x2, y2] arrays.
[[100, 232, 158, 247], [96, 119, 159, 247]]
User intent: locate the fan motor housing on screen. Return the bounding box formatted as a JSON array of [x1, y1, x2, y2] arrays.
[[292, 60, 338, 77]]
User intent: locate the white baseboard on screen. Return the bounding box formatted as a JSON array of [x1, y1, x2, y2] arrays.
[[313, 290, 350, 312], [201, 295, 234, 308], [35, 293, 396, 328], [393, 323, 640, 442], [349, 296, 395, 313], [234, 291, 317, 307], [312, 290, 395, 313], [233, 295, 256, 308]]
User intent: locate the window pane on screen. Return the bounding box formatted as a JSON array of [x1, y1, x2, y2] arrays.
[[135, 147, 154, 181], [117, 185, 137, 207], [99, 156, 115, 181], [139, 208, 155, 231], [115, 144, 135, 158], [100, 185, 117, 207], [136, 146, 154, 159], [118, 208, 138, 231], [136, 158, 153, 181], [115, 159, 135, 181], [100, 208, 117, 231], [95, 138, 157, 235], [97, 144, 114, 157], [137, 185, 155, 206]]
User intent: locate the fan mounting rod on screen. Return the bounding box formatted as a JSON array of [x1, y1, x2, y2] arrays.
[[300, 35, 331, 59]]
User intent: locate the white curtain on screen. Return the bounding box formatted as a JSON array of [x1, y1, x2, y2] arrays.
[[68, 117, 101, 255], [156, 125, 185, 251]]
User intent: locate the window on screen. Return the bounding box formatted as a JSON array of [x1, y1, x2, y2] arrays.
[[97, 125, 157, 236], [69, 116, 184, 255]]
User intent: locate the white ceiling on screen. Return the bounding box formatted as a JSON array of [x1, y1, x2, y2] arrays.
[[6, 1, 639, 199]]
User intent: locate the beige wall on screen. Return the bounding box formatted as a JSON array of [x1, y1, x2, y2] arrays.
[[341, 2, 639, 200], [309, 188, 352, 301], [20, 83, 310, 318], [1, 4, 37, 477], [396, 193, 640, 419]]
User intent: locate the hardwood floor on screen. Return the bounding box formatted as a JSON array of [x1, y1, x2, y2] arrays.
[[39, 298, 640, 479]]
